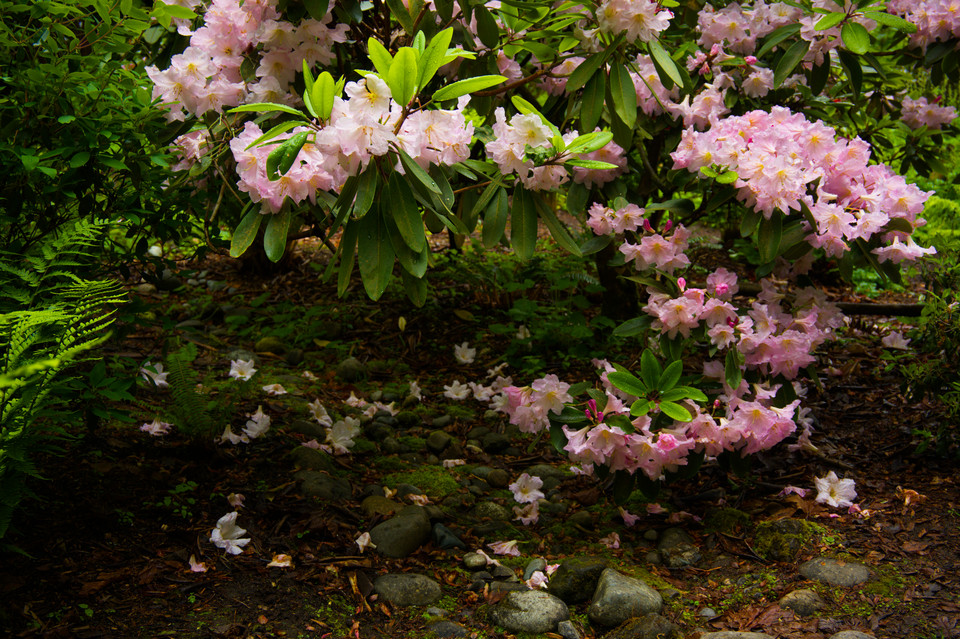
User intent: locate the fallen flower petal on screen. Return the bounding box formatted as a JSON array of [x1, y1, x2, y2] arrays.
[[526, 571, 549, 589], [442, 459, 466, 468], [487, 540, 520, 556], [140, 419, 173, 436], [229, 359, 257, 381], [408, 494, 431, 506], [188, 555, 207, 573], [262, 383, 287, 396], [356, 532, 376, 553], [779, 485, 808, 498], [599, 532, 620, 549], [227, 493, 245, 508], [267, 553, 293, 568], [210, 512, 251, 555], [618, 507, 640, 527]]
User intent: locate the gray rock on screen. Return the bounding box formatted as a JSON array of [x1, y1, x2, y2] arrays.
[[548, 557, 608, 604], [481, 432, 510, 453], [467, 426, 490, 439], [336, 357, 365, 381], [489, 590, 569, 634], [425, 607, 449, 618], [289, 447, 337, 472], [472, 501, 512, 521], [432, 523, 466, 550], [373, 573, 441, 606], [296, 471, 352, 501], [643, 529, 659, 542], [658, 527, 701, 568], [463, 552, 489, 570], [394, 483, 424, 499], [471, 466, 493, 479], [490, 564, 516, 580], [557, 619, 580, 639], [426, 430, 452, 453], [700, 608, 718, 617], [369, 508, 431, 558], [431, 415, 453, 428], [134, 282, 157, 294], [488, 581, 529, 593], [699, 634, 776, 639], [779, 588, 826, 616], [255, 335, 286, 354], [587, 569, 663, 627], [601, 613, 682, 639], [800, 557, 871, 587], [486, 468, 510, 489], [288, 419, 326, 439], [360, 495, 400, 518], [207, 280, 227, 292], [524, 558, 547, 580], [427, 620, 468, 638], [226, 349, 260, 366], [381, 436, 402, 454], [567, 510, 594, 529], [828, 632, 876, 639], [523, 464, 569, 479], [644, 551, 661, 565], [396, 411, 420, 428]]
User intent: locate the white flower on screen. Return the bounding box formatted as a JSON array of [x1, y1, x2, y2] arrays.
[[242, 406, 271, 440], [509, 473, 544, 504], [881, 331, 911, 350], [408, 494, 431, 506], [140, 419, 173, 436], [513, 502, 539, 525], [141, 362, 169, 388], [443, 380, 471, 400], [345, 391, 367, 408], [356, 532, 376, 553], [526, 570, 548, 589], [262, 383, 286, 396], [327, 417, 361, 454], [486, 363, 508, 379], [814, 471, 857, 509], [454, 341, 476, 364], [302, 370, 318, 380], [229, 359, 257, 381], [408, 380, 423, 401], [469, 382, 496, 402], [218, 424, 248, 445], [210, 512, 251, 555], [442, 459, 466, 468], [308, 399, 333, 426], [516, 325, 531, 339]]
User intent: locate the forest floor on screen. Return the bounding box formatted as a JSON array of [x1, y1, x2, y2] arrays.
[[1, 232, 959, 639]]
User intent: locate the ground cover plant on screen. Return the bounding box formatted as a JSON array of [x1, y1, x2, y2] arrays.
[[2, 0, 960, 637]]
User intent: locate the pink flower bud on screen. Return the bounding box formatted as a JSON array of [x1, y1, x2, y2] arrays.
[[744, 55, 757, 64], [664, 219, 673, 233], [726, 317, 737, 329], [677, 277, 686, 292], [643, 219, 654, 233]]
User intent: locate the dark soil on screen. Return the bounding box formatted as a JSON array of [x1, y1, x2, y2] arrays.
[[2, 237, 958, 639]]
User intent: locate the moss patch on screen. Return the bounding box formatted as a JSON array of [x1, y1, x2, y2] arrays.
[[383, 466, 461, 497], [753, 518, 822, 561]]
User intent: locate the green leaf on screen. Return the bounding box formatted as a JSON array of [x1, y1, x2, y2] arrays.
[[565, 131, 614, 155], [312, 71, 336, 121], [383, 204, 429, 277], [882, 217, 914, 234], [841, 21, 870, 54], [357, 209, 395, 300], [660, 401, 692, 422], [387, 172, 426, 252], [511, 185, 538, 260], [810, 51, 831, 95], [648, 39, 683, 88], [608, 63, 637, 128], [265, 131, 308, 180], [757, 212, 783, 263], [69, 151, 90, 168], [475, 5, 500, 48], [659, 359, 683, 391], [396, 148, 441, 194], [715, 170, 738, 184], [367, 38, 393, 78], [774, 39, 810, 88], [388, 47, 419, 107], [673, 386, 708, 402], [228, 102, 308, 118], [418, 27, 454, 89], [567, 51, 606, 93], [230, 206, 262, 258], [837, 48, 862, 96], [612, 316, 650, 337], [740, 208, 761, 238], [550, 422, 569, 453], [611, 471, 635, 505], [862, 11, 917, 33], [814, 12, 846, 30], [580, 70, 606, 131], [563, 159, 619, 169], [263, 210, 292, 263], [354, 165, 379, 219], [757, 24, 801, 58], [159, 4, 196, 19], [385, 0, 414, 32], [724, 349, 742, 390], [630, 399, 652, 417], [482, 186, 509, 248], [244, 120, 302, 150], [640, 349, 662, 389], [400, 270, 428, 306], [534, 196, 581, 257], [432, 75, 508, 101], [304, 0, 330, 20], [337, 221, 360, 297], [609, 370, 647, 397]]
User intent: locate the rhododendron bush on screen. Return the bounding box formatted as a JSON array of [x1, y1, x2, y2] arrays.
[[148, 0, 958, 494]]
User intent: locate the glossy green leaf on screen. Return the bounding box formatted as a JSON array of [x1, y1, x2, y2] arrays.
[[740, 208, 761, 238], [611, 471, 635, 505], [265, 131, 308, 180], [608, 63, 637, 128], [756, 23, 801, 58], [534, 196, 581, 257], [863, 10, 917, 32], [810, 51, 831, 95], [725, 349, 743, 390], [475, 5, 500, 48], [303, 0, 330, 20], [841, 21, 870, 54], [814, 12, 846, 30], [245, 121, 302, 151], [396, 147, 441, 194], [838, 48, 862, 96], [774, 39, 810, 88], [580, 70, 606, 131], [388, 47, 419, 106], [567, 51, 606, 93], [401, 269, 427, 307], [648, 39, 683, 88], [385, 0, 414, 32], [630, 399, 652, 417], [263, 210, 291, 263], [658, 359, 683, 391], [757, 212, 783, 263], [357, 209, 395, 300], [611, 315, 649, 337], [383, 205, 428, 277], [640, 349, 661, 389], [367, 38, 393, 78], [337, 220, 360, 297], [432, 75, 508, 101], [660, 401, 692, 422], [228, 102, 307, 118], [230, 205, 262, 258], [565, 131, 614, 155], [418, 27, 455, 89], [387, 172, 426, 253], [511, 186, 538, 260], [353, 165, 379, 219], [482, 186, 509, 248], [312, 72, 336, 121], [609, 370, 648, 397]]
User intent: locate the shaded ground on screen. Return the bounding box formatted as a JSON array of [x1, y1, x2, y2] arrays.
[[2, 235, 959, 639]]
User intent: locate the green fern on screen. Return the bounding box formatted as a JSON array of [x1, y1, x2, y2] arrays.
[[165, 351, 217, 443]]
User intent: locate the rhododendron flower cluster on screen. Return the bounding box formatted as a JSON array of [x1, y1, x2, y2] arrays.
[[696, 1, 800, 55], [485, 108, 579, 191], [671, 107, 936, 262], [887, 0, 960, 50], [148, 0, 348, 122], [596, 0, 673, 42], [901, 96, 958, 130], [500, 375, 573, 433]]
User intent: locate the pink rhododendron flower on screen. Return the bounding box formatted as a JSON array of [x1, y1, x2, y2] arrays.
[[513, 502, 540, 526], [882, 331, 912, 350], [141, 419, 173, 436], [510, 473, 545, 504], [140, 362, 169, 387], [526, 571, 549, 589], [779, 486, 808, 498], [599, 532, 621, 549], [618, 507, 640, 527], [227, 493, 245, 508], [188, 554, 207, 573], [487, 540, 521, 556], [355, 532, 376, 553]]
